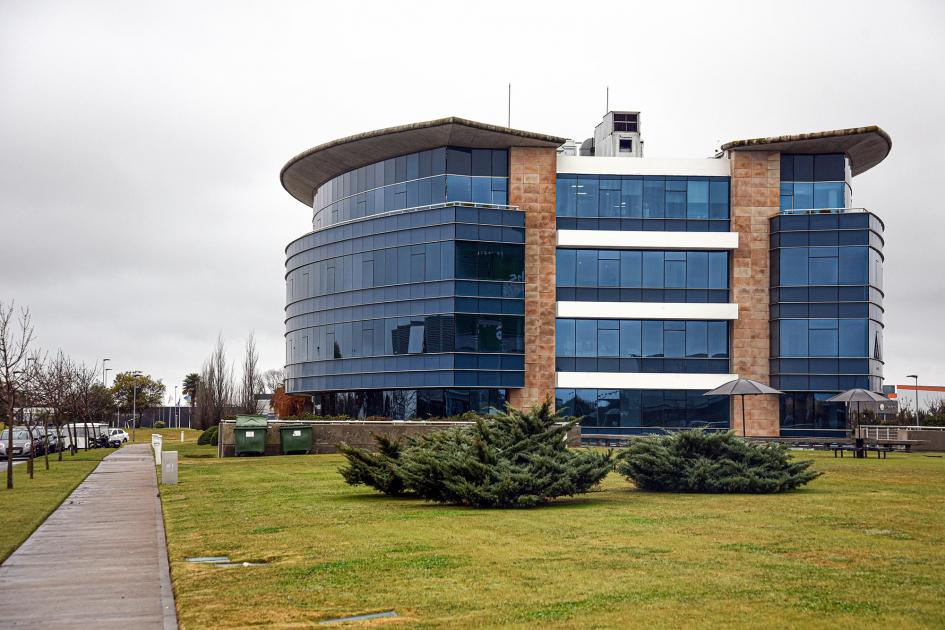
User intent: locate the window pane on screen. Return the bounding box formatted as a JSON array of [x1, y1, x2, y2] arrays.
[[665, 260, 685, 288], [686, 321, 708, 358], [575, 320, 597, 357], [621, 178, 643, 218], [620, 251, 642, 287], [708, 252, 728, 289], [642, 321, 663, 357], [814, 182, 845, 209], [687, 180, 709, 219], [576, 250, 597, 286], [599, 258, 619, 287], [780, 320, 808, 357], [576, 177, 599, 217], [643, 179, 665, 218], [642, 252, 663, 288], [557, 249, 576, 285], [793, 155, 814, 181], [664, 330, 685, 357], [620, 320, 641, 357], [687, 252, 708, 288], [598, 328, 619, 357], [557, 177, 577, 217], [780, 248, 809, 286], [556, 319, 575, 356], [793, 182, 814, 209], [814, 154, 845, 181], [709, 180, 729, 219], [838, 247, 868, 285], [708, 321, 728, 358], [839, 319, 868, 356], [809, 255, 838, 285]]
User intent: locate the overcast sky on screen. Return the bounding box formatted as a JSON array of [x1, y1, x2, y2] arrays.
[[2, 0, 943, 406]]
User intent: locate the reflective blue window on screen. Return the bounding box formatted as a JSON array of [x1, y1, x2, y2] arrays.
[[577, 176, 599, 217], [556, 388, 730, 433], [557, 249, 729, 302]]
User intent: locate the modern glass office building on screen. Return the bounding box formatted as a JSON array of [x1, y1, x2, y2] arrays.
[[281, 115, 890, 436]]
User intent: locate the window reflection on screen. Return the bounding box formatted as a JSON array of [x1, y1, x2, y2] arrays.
[[555, 388, 729, 433]]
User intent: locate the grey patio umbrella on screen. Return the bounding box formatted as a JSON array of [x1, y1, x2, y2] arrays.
[[826, 388, 889, 435], [704, 378, 783, 437]]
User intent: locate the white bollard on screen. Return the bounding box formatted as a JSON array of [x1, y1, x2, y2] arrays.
[[161, 451, 178, 484], [151, 434, 163, 465], [180, 431, 184, 442]]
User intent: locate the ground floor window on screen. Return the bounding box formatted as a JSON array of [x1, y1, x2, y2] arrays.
[[554, 388, 729, 434], [312, 388, 506, 420], [779, 392, 848, 436]]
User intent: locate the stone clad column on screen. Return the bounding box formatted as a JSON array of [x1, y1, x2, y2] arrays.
[[507, 146, 557, 409], [730, 150, 780, 436]]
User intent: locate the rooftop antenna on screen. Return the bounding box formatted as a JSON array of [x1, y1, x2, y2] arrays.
[[606, 86, 609, 114], [507, 83, 511, 127]]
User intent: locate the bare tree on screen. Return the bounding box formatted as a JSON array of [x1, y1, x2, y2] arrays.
[[0, 302, 35, 490], [196, 334, 233, 429], [238, 333, 261, 415], [36, 351, 74, 460], [261, 368, 286, 395]]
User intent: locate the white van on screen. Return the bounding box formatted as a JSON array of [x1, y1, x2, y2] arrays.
[[59, 423, 110, 449]]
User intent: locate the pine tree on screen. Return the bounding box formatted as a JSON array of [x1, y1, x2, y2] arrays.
[[338, 400, 615, 508], [338, 434, 407, 496], [616, 430, 821, 493]]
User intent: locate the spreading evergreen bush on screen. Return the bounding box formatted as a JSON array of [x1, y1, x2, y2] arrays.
[[338, 401, 614, 508], [197, 425, 219, 446], [338, 435, 406, 495], [616, 430, 820, 493]]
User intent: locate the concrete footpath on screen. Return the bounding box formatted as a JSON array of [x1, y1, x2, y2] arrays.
[[0, 444, 177, 629]]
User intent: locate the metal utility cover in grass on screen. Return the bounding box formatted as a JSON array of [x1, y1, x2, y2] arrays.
[[319, 611, 398, 625]]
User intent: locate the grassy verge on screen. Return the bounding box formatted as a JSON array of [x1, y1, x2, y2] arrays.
[[0, 448, 112, 562], [160, 449, 945, 628], [129, 427, 202, 445]]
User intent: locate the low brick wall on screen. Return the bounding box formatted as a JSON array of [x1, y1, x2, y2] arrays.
[[218, 420, 581, 457], [905, 430, 945, 452]]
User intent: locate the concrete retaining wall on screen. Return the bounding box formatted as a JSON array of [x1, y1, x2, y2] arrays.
[[218, 420, 581, 457]]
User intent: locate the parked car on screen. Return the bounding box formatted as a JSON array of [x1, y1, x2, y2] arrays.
[[0, 427, 42, 459], [30, 427, 60, 454], [107, 428, 130, 447]]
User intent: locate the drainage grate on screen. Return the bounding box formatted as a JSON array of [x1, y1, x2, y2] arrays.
[[185, 556, 231, 564], [319, 611, 398, 625]]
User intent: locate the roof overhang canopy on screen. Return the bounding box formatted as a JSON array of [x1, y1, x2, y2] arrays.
[[281, 117, 566, 207], [721, 126, 891, 177]]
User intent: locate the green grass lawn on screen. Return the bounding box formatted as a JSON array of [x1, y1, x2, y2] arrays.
[[0, 448, 112, 562], [160, 448, 945, 628], [129, 427, 202, 445]]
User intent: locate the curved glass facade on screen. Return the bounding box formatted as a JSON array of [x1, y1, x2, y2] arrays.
[[769, 204, 885, 435], [312, 147, 509, 230], [286, 148, 523, 415]]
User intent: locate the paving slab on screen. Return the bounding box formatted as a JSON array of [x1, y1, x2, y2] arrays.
[[0, 444, 177, 629]]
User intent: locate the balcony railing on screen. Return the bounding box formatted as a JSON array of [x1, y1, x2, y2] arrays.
[[780, 207, 869, 216]]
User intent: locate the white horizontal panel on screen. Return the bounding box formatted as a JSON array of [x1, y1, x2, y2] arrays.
[[557, 155, 730, 177], [556, 302, 739, 320], [557, 230, 738, 250], [556, 372, 739, 390]]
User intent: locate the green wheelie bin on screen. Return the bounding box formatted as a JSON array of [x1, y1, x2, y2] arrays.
[[234, 415, 268, 456], [279, 424, 313, 455]]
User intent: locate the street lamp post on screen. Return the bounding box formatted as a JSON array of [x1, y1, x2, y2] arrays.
[[131, 370, 142, 442], [906, 374, 919, 424], [102, 358, 110, 386], [173, 385, 179, 429]]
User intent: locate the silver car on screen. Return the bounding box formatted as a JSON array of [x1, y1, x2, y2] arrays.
[[0, 427, 40, 459]]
